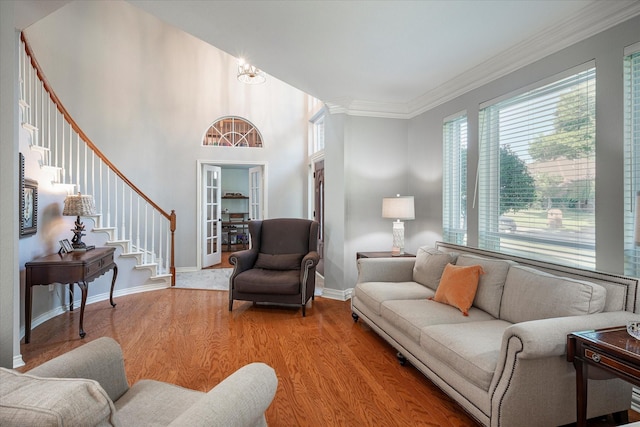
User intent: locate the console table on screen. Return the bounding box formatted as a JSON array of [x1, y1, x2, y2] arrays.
[[24, 247, 118, 343], [567, 326, 640, 427]]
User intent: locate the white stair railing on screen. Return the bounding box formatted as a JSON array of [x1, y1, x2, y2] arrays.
[[19, 33, 176, 284]]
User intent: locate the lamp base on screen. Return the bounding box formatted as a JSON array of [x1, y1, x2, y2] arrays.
[[71, 215, 88, 250], [391, 220, 405, 255]]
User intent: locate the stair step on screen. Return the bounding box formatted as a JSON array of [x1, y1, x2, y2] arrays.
[[22, 122, 38, 134], [30, 144, 50, 164]]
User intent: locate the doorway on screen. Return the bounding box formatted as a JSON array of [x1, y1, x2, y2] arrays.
[[198, 161, 266, 269]]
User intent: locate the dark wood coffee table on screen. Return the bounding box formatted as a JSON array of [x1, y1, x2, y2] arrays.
[[567, 326, 640, 427]]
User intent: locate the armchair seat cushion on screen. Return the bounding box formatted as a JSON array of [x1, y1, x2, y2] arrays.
[[235, 269, 301, 295], [114, 380, 202, 425]]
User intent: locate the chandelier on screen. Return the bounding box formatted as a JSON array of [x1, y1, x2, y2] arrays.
[[237, 59, 266, 84]]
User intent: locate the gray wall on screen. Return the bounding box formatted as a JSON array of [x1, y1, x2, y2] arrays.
[[0, 2, 20, 368]]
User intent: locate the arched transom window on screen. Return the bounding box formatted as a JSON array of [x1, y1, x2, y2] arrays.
[[202, 116, 263, 147]]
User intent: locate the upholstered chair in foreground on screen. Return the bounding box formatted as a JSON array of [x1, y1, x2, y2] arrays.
[[0, 337, 277, 426], [229, 218, 320, 316]]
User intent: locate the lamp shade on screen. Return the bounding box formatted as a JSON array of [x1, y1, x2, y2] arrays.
[[63, 193, 96, 217], [382, 195, 415, 220]]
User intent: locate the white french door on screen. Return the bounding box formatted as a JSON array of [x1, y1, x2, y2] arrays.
[[248, 166, 263, 220], [202, 165, 222, 267]]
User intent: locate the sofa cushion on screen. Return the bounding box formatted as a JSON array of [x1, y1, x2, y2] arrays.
[[420, 320, 511, 391], [431, 263, 484, 316], [455, 254, 514, 318], [500, 265, 607, 323], [412, 247, 458, 290], [381, 299, 495, 343], [254, 253, 302, 270], [0, 368, 117, 426], [354, 281, 434, 316]]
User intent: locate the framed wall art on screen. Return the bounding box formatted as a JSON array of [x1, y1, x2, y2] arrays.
[[19, 153, 38, 237]]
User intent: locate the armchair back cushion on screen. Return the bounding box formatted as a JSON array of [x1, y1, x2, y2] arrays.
[[0, 368, 117, 426], [255, 218, 317, 255]]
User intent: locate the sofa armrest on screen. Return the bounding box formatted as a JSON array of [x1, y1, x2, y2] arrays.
[[503, 311, 639, 360], [168, 362, 278, 427], [356, 257, 416, 283], [27, 337, 129, 402]]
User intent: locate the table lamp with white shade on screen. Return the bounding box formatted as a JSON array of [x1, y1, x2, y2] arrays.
[[382, 195, 415, 255]]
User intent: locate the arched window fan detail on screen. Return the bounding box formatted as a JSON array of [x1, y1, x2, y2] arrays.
[[202, 116, 263, 147]]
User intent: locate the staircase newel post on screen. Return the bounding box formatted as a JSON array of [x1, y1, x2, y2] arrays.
[[170, 210, 176, 286]]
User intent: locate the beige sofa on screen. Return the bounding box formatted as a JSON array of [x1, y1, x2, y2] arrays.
[[351, 241, 639, 427], [0, 337, 278, 426]]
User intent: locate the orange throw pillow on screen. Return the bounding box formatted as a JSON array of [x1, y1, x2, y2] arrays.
[[430, 263, 484, 316]]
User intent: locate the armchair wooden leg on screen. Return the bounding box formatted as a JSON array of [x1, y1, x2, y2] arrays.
[[228, 300, 233, 311], [302, 305, 306, 317]]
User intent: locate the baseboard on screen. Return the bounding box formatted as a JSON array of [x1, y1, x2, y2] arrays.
[[13, 355, 25, 369], [176, 266, 199, 273]]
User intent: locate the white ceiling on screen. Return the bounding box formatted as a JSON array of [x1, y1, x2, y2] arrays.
[[15, 0, 640, 118]]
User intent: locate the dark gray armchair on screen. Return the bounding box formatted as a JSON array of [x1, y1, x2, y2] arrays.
[[229, 218, 320, 316]]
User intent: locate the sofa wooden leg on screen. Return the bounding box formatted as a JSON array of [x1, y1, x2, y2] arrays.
[[352, 312, 359, 322], [397, 352, 407, 366], [228, 300, 233, 311], [302, 305, 306, 317]]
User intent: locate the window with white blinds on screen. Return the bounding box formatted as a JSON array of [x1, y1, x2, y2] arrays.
[[624, 43, 640, 276], [443, 113, 468, 244], [478, 65, 596, 268]]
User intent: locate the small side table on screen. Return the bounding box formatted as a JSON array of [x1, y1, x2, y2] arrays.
[[356, 251, 415, 260], [567, 326, 640, 427], [24, 247, 118, 343]]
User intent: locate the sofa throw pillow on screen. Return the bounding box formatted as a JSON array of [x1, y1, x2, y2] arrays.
[[0, 368, 118, 426], [412, 247, 458, 291], [254, 253, 303, 270], [430, 263, 484, 316]]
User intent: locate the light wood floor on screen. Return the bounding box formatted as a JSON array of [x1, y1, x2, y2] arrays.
[[19, 289, 638, 426]]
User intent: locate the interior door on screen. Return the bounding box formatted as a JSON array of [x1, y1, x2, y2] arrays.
[[314, 160, 324, 275], [248, 166, 263, 220], [202, 165, 222, 267]]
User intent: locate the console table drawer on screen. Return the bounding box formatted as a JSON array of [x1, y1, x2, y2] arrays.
[[85, 253, 113, 277], [584, 347, 640, 379]]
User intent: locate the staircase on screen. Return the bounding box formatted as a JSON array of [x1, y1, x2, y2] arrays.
[[19, 33, 176, 286]]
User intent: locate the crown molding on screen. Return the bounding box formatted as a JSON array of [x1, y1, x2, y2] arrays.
[[334, 1, 640, 120]]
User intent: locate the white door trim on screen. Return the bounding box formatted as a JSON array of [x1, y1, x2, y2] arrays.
[[196, 159, 268, 269]]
